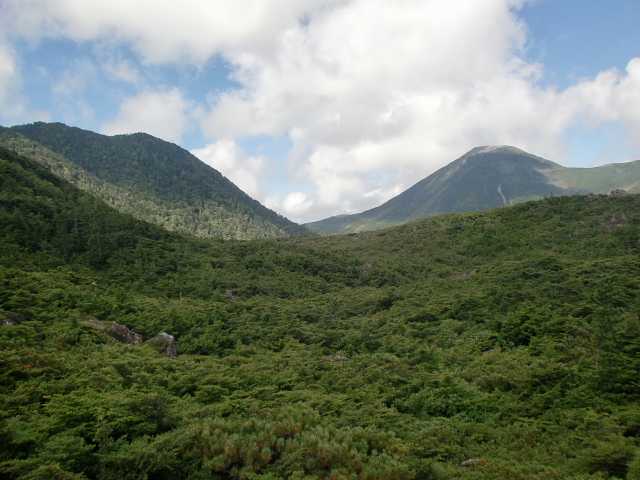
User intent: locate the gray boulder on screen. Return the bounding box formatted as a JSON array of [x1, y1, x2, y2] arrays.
[[145, 332, 177, 359]]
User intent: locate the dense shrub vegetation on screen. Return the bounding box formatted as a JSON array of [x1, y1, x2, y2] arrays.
[[2, 146, 640, 478]]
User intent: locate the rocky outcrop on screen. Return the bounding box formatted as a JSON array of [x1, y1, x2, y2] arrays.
[[325, 355, 349, 361], [601, 213, 630, 231], [80, 318, 107, 330], [360, 259, 375, 277], [610, 189, 629, 197], [451, 270, 477, 280], [0, 310, 24, 325], [109, 321, 143, 345], [81, 318, 176, 358], [81, 319, 142, 345], [145, 332, 177, 359]]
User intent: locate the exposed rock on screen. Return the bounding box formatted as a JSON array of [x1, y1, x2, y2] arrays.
[[326, 355, 349, 361], [1, 310, 24, 325], [360, 259, 375, 277], [81, 319, 143, 345], [585, 192, 597, 200], [610, 189, 629, 197], [145, 332, 177, 359], [109, 321, 143, 345], [601, 222, 613, 232], [451, 270, 477, 280], [460, 458, 486, 467], [80, 318, 106, 329], [224, 290, 237, 301], [601, 213, 630, 231], [81, 318, 177, 358]]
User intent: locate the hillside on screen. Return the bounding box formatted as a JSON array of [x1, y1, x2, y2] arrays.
[[2, 145, 640, 479], [0, 122, 313, 240], [308, 145, 640, 234]]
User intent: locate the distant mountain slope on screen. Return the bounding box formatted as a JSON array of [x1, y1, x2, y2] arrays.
[[0, 122, 313, 240], [307, 145, 640, 234]]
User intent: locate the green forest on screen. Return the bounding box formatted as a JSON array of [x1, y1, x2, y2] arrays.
[[2, 145, 640, 479], [0, 123, 313, 240]]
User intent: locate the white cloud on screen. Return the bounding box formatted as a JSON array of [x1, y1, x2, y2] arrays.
[[102, 57, 144, 86], [0, 43, 18, 101], [260, 191, 317, 224], [562, 59, 640, 141], [50, 59, 98, 121], [0, 40, 28, 119], [101, 88, 196, 144], [282, 191, 314, 218], [191, 140, 267, 200], [0, 0, 333, 64], [0, 35, 54, 124]]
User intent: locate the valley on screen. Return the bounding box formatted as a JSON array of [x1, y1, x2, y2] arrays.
[[2, 143, 640, 479]]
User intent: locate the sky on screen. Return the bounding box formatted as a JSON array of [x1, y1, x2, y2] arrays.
[[1, 0, 639, 224]]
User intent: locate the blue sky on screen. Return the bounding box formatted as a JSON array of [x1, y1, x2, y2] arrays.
[[521, 0, 640, 87], [0, 0, 639, 223]]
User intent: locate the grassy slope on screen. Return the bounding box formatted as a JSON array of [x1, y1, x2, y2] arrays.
[[2, 146, 640, 479], [548, 160, 640, 193]]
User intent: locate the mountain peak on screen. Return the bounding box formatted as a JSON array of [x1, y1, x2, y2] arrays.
[[307, 145, 640, 234], [464, 145, 526, 157]]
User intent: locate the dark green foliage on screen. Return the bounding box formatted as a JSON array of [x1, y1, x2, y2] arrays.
[[0, 122, 313, 240], [3, 145, 640, 478]]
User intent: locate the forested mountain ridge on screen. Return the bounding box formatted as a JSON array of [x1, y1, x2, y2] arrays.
[[308, 145, 640, 234], [0, 122, 313, 240], [3, 145, 640, 479]]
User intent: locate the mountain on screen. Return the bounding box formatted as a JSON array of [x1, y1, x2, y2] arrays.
[[3, 144, 640, 478], [307, 145, 640, 234], [0, 122, 313, 240]]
